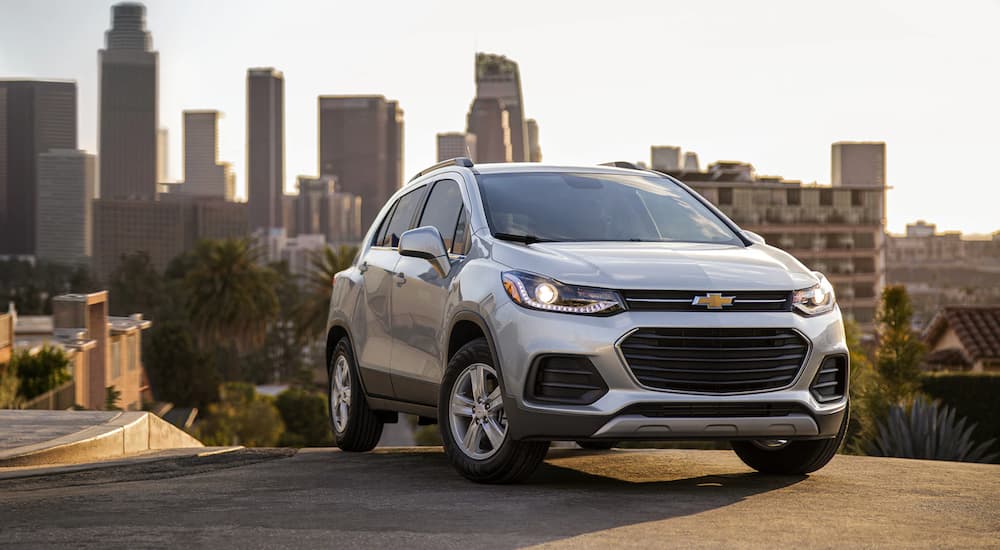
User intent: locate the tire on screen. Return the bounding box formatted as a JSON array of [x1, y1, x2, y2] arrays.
[[731, 400, 850, 475], [328, 337, 383, 452], [439, 338, 550, 483], [576, 441, 618, 450]]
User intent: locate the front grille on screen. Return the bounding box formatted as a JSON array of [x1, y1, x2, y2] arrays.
[[621, 290, 791, 312], [619, 327, 809, 393], [527, 355, 608, 405], [620, 402, 810, 418]]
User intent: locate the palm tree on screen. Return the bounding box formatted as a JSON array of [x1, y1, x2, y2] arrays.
[[183, 239, 279, 355], [295, 245, 357, 342]]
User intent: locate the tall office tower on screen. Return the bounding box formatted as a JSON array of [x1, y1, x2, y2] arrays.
[[437, 132, 477, 162], [318, 95, 403, 229], [294, 175, 363, 243], [526, 119, 541, 162], [156, 127, 168, 182], [651, 145, 682, 172], [36, 150, 95, 266], [466, 97, 511, 163], [473, 52, 528, 161], [99, 2, 158, 200], [183, 110, 234, 200], [683, 151, 700, 172], [247, 67, 284, 231], [832, 142, 886, 188], [0, 80, 77, 256]]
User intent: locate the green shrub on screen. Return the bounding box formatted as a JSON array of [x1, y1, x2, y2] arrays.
[[194, 382, 285, 447], [275, 388, 333, 447], [867, 396, 998, 463], [922, 372, 1000, 448], [0, 361, 22, 408], [10, 346, 71, 400]]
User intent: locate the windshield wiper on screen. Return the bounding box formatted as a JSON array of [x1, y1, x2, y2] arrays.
[[492, 232, 554, 244]]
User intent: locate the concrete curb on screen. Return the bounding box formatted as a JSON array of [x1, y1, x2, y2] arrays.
[[0, 412, 204, 467], [0, 446, 243, 481]]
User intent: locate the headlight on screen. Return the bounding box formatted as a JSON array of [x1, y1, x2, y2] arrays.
[[501, 271, 625, 315], [793, 273, 836, 316]]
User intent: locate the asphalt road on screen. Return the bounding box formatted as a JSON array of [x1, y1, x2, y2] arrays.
[[1, 447, 998, 549]]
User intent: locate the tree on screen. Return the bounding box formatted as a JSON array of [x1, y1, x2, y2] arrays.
[[275, 388, 333, 447], [294, 245, 358, 343], [874, 285, 925, 405], [0, 259, 99, 315], [183, 239, 279, 355], [10, 346, 72, 400], [194, 382, 285, 447], [843, 319, 887, 452], [144, 320, 219, 408], [108, 251, 164, 316]]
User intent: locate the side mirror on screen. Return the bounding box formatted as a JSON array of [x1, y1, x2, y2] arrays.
[[743, 230, 766, 245], [399, 226, 451, 277]]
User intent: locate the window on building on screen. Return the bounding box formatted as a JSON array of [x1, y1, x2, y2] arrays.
[[417, 179, 465, 252], [717, 188, 733, 205], [127, 334, 137, 371], [786, 188, 801, 206], [851, 190, 864, 207], [111, 339, 121, 379], [819, 189, 833, 206]]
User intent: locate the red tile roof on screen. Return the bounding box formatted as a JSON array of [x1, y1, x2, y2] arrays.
[[924, 306, 1000, 362]]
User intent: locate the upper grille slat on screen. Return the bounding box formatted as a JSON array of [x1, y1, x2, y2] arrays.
[[620, 327, 809, 394], [622, 290, 792, 312]]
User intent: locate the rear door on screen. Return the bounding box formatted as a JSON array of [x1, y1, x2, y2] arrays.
[[390, 178, 470, 404], [354, 186, 426, 398]]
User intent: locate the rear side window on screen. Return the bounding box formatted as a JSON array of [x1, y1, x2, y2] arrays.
[[418, 179, 465, 252], [378, 187, 426, 248]]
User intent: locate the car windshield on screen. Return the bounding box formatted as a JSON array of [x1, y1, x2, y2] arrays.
[[477, 171, 743, 245]]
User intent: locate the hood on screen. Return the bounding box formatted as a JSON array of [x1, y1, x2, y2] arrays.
[[490, 240, 818, 291]]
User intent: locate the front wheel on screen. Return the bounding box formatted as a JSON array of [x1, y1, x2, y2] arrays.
[[731, 401, 850, 475], [439, 338, 549, 483]]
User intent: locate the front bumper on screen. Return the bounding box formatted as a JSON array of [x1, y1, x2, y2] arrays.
[[490, 302, 849, 441]]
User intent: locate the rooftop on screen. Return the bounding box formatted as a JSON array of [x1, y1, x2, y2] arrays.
[[924, 306, 1000, 362]]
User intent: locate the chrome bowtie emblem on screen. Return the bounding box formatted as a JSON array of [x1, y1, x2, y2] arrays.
[[692, 293, 735, 309]]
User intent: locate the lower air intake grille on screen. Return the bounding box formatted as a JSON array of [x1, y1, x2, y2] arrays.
[[620, 402, 810, 418], [619, 327, 809, 393], [527, 355, 608, 405], [811, 355, 848, 402]]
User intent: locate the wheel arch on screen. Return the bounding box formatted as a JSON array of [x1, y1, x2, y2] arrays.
[[447, 311, 505, 391]]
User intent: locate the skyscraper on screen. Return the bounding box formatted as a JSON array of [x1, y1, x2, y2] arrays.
[[99, 2, 158, 200], [473, 53, 528, 161], [0, 80, 77, 256], [36, 150, 95, 266], [156, 127, 168, 182], [466, 97, 511, 163], [832, 142, 886, 188], [651, 146, 682, 172], [247, 68, 284, 231], [318, 95, 403, 229], [437, 132, 477, 162], [183, 110, 234, 200], [526, 119, 541, 162]]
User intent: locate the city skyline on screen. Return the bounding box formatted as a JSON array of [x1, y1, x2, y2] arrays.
[[2, 0, 999, 234]]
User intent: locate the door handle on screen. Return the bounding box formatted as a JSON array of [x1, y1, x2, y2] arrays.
[[394, 272, 406, 286]]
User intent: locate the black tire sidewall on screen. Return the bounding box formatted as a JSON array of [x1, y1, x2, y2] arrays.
[[329, 337, 380, 449]]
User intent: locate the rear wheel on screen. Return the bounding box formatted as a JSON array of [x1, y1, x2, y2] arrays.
[[328, 337, 383, 452], [440, 338, 549, 483], [731, 401, 849, 475]]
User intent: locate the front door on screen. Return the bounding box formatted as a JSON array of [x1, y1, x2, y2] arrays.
[[390, 178, 469, 404]]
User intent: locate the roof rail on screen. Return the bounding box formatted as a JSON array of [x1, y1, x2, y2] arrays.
[[408, 157, 474, 182], [599, 161, 640, 169]]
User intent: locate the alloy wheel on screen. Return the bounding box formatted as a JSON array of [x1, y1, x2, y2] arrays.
[[330, 354, 352, 433], [449, 363, 507, 460]]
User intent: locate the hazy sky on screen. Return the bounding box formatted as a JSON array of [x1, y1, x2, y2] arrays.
[[2, 0, 998, 235]]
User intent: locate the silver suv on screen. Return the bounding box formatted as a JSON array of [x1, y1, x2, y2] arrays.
[[326, 159, 849, 483]]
